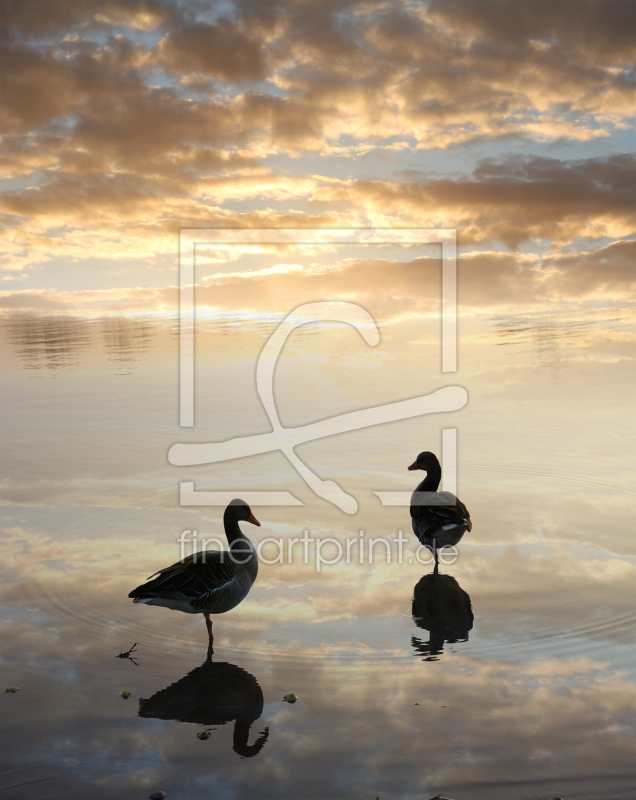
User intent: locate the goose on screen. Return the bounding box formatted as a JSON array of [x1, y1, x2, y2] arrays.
[[409, 451, 472, 570], [129, 499, 261, 643]]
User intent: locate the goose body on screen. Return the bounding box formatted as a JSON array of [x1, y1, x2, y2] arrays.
[[409, 451, 472, 567], [129, 499, 260, 641]]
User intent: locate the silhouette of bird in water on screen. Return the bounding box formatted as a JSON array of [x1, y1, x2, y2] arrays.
[[409, 451, 472, 570], [411, 573, 473, 661], [129, 499, 261, 643], [139, 645, 269, 758]]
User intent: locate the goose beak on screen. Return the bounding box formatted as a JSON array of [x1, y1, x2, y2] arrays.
[[247, 512, 261, 526], [408, 461, 419, 470]]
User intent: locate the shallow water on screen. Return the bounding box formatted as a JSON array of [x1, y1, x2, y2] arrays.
[[1, 310, 634, 800]]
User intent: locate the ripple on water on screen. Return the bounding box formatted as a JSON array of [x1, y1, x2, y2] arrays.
[[0, 757, 164, 796], [391, 594, 635, 657]]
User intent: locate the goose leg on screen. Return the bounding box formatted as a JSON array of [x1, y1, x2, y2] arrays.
[[204, 613, 214, 642], [432, 538, 439, 574]]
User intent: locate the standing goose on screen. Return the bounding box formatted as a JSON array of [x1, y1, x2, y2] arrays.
[[409, 451, 472, 570], [129, 499, 261, 643]]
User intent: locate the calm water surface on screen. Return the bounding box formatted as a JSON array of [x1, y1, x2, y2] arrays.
[[1, 312, 634, 799]]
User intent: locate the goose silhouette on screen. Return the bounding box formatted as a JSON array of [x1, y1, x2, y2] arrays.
[[411, 573, 473, 661], [129, 499, 261, 643], [409, 451, 472, 569], [138, 648, 269, 758]]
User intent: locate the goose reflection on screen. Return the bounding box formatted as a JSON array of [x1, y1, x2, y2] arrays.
[[411, 573, 474, 661], [139, 647, 269, 757]]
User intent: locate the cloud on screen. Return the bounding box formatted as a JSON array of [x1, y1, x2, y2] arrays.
[[194, 245, 635, 313], [156, 20, 268, 83], [0, 200, 362, 274], [312, 155, 636, 247], [2, 0, 634, 148], [0, 2, 634, 279], [543, 239, 636, 297], [1, 151, 633, 275], [428, 0, 636, 61], [2, 238, 633, 317], [0, 0, 181, 38], [0, 286, 178, 315]]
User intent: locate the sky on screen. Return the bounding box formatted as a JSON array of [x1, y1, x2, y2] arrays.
[[0, 0, 634, 313]]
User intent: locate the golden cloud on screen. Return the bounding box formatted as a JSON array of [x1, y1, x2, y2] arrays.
[[1, 239, 634, 318], [156, 21, 268, 83]]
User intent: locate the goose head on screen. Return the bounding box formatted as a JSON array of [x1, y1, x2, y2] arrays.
[[227, 498, 261, 526], [408, 451, 439, 471]]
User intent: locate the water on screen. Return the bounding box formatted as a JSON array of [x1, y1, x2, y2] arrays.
[[1, 310, 634, 799]]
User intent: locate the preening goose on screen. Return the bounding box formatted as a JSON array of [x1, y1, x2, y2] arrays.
[[409, 451, 472, 569], [129, 499, 261, 642]]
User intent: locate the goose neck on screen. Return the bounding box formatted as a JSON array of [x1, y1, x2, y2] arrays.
[[223, 512, 246, 545], [224, 511, 256, 566], [417, 462, 441, 492]]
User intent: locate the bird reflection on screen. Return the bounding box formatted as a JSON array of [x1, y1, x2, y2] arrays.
[[139, 646, 269, 757], [411, 573, 473, 661]]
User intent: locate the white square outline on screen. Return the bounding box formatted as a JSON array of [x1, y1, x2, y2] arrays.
[[177, 228, 458, 507]]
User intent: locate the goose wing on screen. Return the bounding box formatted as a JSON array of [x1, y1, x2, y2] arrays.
[[410, 491, 472, 532], [129, 551, 237, 601]]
